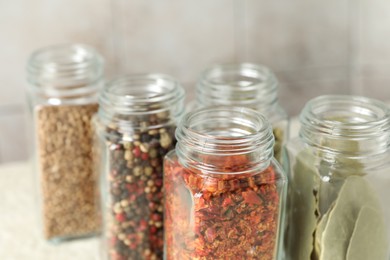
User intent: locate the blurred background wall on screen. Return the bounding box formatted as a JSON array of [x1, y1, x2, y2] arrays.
[[1, 0, 390, 163]]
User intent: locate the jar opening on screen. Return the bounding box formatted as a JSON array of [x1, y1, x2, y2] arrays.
[[27, 44, 103, 103], [196, 63, 278, 109], [176, 106, 274, 174], [300, 95, 390, 157], [105, 76, 180, 105], [97, 74, 185, 131]]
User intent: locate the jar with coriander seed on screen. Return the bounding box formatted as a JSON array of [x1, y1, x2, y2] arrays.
[[164, 106, 287, 260], [26, 44, 104, 242], [94, 74, 185, 260], [195, 63, 288, 165], [285, 95, 390, 260]]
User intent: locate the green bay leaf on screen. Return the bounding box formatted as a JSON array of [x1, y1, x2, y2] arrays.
[[346, 206, 389, 260], [288, 149, 320, 260], [314, 206, 331, 259], [320, 176, 382, 260]]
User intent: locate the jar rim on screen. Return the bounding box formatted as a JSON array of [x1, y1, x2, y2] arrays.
[[27, 43, 104, 85], [27, 43, 104, 104], [299, 95, 390, 157], [196, 63, 279, 109], [97, 74, 185, 131], [103, 74, 183, 107], [176, 106, 275, 174]]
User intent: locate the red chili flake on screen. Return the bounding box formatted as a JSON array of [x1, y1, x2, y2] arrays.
[[164, 154, 280, 260], [222, 197, 233, 207], [242, 190, 263, 205], [205, 227, 218, 243]]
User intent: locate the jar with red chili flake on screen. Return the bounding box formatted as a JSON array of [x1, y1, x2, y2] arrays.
[[164, 106, 287, 260]]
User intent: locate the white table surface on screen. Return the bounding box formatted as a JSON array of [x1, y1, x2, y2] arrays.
[[0, 162, 99, 260], [0, 119, 300, 260]]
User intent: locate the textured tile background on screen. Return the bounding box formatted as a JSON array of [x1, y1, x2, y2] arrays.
[[1, 0, 389, 162]]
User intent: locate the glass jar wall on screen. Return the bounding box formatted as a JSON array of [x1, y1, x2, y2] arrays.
[[285, 95, 390, 260], [195, 63, 288, 164], [164, 106, 287, 260], [26, 44, 104, 241], [94, 74, 185, 260]]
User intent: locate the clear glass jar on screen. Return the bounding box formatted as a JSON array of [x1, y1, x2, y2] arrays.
[[26, 44, 104, 241], [195, 63, 288, 164], [164, 106, 287, 260], [94, 74, 185, 260], [285, 95, 390, 260]]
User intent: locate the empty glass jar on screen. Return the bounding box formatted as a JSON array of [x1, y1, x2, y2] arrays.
[[285, 95, 390, 260], [195, 63, 288, 164], [164, 106, 287, 260]]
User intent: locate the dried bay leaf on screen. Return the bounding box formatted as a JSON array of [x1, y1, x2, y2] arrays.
[[288, 149, 320, 260], [320, 176, 382, 260], [314, 206, 331, 259], [346, 206, 388, 260]]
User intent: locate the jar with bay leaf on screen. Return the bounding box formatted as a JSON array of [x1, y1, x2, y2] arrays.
[[285, 95, 390, 260], [195, 63, 288, 165]]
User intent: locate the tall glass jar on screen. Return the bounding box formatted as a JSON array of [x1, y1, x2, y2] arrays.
[[164, 106, 287, 260], [26, 44, 104, 241], [94, 74, 185, 260], [195, 63, 288, 164], [285, 95, 390, 260]]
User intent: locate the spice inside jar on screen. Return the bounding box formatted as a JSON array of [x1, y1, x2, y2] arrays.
[[95, 74, 185, 259], [285, 95, 390, 260], [37, 104, 99, 239], [27, 44, 104, 240]]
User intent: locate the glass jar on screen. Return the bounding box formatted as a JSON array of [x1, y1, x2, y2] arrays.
[[164, 106, 287, 260], [285, 95, 390, 260], [195, 63, 288, 164], [94, 74, 185, 260], [26, 44, 104, 241]]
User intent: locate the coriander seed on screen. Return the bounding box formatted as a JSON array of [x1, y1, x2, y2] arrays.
[[27, 44, 104, 241]]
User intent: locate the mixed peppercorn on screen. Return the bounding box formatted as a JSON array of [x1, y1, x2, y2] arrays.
[[101, 112, 176, 260]]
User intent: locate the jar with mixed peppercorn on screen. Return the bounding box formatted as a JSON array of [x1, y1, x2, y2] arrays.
[[195, 63, 288, 165], [94, 74, 185, 260], [164, 106, 287, 260], [285, 95, 390, 260], [27, 44, 104, 242]]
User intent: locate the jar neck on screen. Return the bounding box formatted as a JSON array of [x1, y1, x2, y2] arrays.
[[299, 95, 390, 160], [176, 106, 274, 175], [27, 44, 103, 105], [97, 74, 185, 132], [196, 63, 279, 112]]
